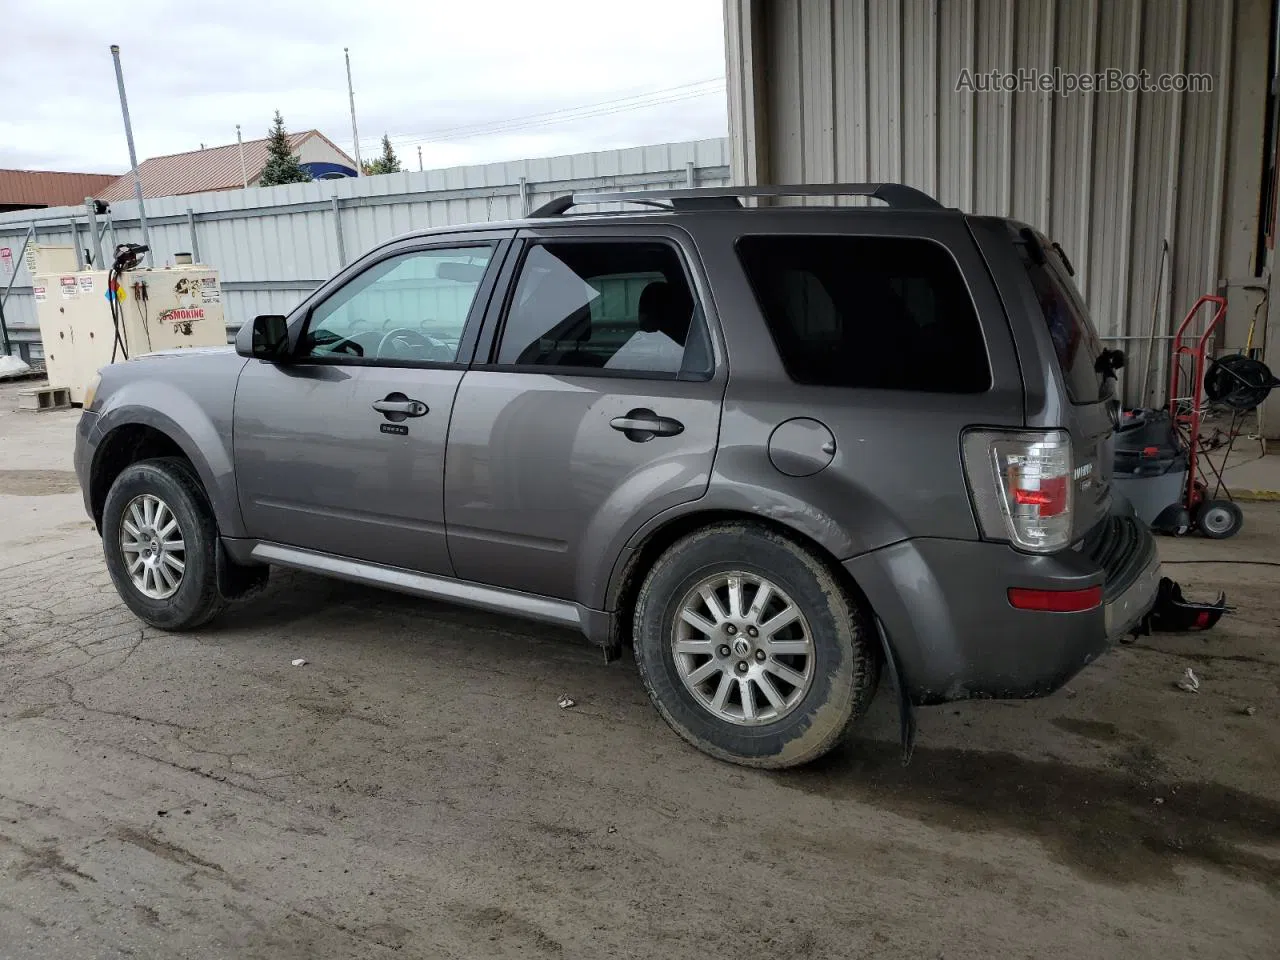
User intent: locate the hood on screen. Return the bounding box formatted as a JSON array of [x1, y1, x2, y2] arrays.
[[133, 345, 235, 361]]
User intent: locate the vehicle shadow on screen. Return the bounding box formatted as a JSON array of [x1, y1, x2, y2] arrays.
[[783, 736, 1280, 889], [207, 567, 1280, 891]]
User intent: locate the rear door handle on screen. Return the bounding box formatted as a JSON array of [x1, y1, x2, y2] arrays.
[[610, 408, 684, 442], [372, 394, 429, 420]]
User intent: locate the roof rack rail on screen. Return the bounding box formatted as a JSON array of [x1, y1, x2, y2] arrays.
[[528, 182, 942, 217]]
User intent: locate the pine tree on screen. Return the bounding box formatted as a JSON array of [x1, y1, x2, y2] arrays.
[[362, 134, 402, 175], [257, 111, 312, 187]]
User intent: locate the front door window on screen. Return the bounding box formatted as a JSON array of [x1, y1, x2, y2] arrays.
[[300, 245, 494, 364]]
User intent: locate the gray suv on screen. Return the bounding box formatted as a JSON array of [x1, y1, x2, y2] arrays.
[[74, 184, 1160, 768]]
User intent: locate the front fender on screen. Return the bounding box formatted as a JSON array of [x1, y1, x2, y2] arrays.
[[92, 378, 245, 537]]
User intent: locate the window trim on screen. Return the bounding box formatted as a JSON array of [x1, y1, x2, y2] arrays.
[[475, 235, 714, 382], [733, 232, 993, 395], [288, 240, 503, 370]]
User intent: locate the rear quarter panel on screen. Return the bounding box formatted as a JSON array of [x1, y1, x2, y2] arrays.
[[969, 216, 1116, 538], [677, 210, 1027, 557]]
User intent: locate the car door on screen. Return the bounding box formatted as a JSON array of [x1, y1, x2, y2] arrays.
[[234, 235, 510, 574], [444, 227, 727, 604]]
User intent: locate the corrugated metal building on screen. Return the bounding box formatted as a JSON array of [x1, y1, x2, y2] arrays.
[[725, 0, 1276, 420]]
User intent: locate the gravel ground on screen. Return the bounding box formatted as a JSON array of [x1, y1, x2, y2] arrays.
[[0, 380, 1277, 959]]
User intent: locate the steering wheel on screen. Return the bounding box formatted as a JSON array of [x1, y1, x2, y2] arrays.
[[329, 338, 364, 357], [376, 327, 453, 362]]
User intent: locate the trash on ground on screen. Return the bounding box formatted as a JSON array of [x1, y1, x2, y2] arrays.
[[1241, 705, 1257, 717], [291, 658, 307, 667], [557, 694, 576, 709], [1175, 667, 1200, 693]]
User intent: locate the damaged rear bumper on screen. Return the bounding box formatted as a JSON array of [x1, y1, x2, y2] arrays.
[[844, 511, 1159, 705]]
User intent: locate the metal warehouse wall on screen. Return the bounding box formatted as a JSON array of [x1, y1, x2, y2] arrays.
[[725, 0, 1271, 407], [0, 139, 730, 360]]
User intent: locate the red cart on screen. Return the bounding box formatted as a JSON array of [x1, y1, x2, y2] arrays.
[[1165, 294, 1244, 538]]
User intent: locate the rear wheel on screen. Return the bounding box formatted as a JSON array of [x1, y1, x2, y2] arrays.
[[633, 523, 878, 768], [1194, 499, 1244, 539], [102, 458, 224, 630]]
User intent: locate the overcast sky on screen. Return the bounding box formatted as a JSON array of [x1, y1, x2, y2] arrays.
[[0, 0, 727, 174]]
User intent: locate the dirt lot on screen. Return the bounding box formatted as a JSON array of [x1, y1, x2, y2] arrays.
[[0, 378, 1277, 959]]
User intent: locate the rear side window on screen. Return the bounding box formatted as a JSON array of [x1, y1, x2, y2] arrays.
[[736, 235, 990, 393], [1017, 231, 1104, 402], [495, 241, 712, 378]]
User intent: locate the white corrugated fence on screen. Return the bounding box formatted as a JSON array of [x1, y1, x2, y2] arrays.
[[0, 139, 730, 361]]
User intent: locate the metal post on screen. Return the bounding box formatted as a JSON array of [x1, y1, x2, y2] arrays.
[[519, 176, 529, 217], [110, 44, 152, 266], [418, 145, 423, 172], [85, 198, 105, 268], [686, 161, 696, 188], [331, 195, 346, 268], [345, 48, 362, 175], [0, 224, 35, 357], [69, 219, 84, 270], [186, 208, 201, 263], [236, 124, 248, 188]]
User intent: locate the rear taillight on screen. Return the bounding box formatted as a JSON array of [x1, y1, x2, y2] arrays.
[[963, 429, 1074, 553]]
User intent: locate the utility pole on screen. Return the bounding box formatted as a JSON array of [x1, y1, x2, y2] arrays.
[[345, 47, 362, 175], [109, 44, 151, 266], [418, 145, 423, 172], [236, 124, 248, 187]]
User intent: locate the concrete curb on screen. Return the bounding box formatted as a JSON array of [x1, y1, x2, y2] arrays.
[[1233, 489, 1280, 502]]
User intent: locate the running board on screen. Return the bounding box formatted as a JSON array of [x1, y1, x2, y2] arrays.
[[249, 542, 582, 629]]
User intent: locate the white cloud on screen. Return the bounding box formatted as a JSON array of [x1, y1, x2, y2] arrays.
[[0, 0, 727, 172]]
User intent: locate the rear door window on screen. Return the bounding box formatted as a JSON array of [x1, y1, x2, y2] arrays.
[[495, 241, 712, 378], [735, 235, 991, 393], [1017, 231, 1105, 402]]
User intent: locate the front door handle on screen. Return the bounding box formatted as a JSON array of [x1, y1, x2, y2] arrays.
[[610, 408, 684, 442], [372, 393, 429, 421]]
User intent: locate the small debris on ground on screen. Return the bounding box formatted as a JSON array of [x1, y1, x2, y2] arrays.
[[1175, 667, 1200, 693], [1153, 797, 1165, 805], [557, 694, 576, 709], [607, 825, 618, 834], [1064, 687, 1078, 699], [291, 658, 308, 667], [1240, 705, 1257, 717]]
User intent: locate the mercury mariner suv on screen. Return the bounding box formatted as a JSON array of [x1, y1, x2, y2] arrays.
[[75, 183, 1160, 768]]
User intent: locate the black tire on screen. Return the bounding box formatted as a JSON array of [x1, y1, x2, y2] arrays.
[[1194, 498, 1244, 539], [632, 523, 879, 768], [102, 457, 225, 630]]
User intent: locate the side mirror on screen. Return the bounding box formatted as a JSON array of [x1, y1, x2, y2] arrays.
[[238, 314, 290, 360]]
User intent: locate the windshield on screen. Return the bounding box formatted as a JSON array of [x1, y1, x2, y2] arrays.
[[1017, 230, 1106, 403]]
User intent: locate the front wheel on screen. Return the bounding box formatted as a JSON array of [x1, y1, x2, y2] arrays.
[[632, 523, 879, 768], [102, 458, 224, 630]]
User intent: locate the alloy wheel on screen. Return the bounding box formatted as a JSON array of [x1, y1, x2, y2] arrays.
[[120, 494, 186, 600], [671, 571, 815, 726]]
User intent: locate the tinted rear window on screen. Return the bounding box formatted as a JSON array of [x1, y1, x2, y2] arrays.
[[1017, 233, 1104, 402], [736, 235, 991, 393]]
